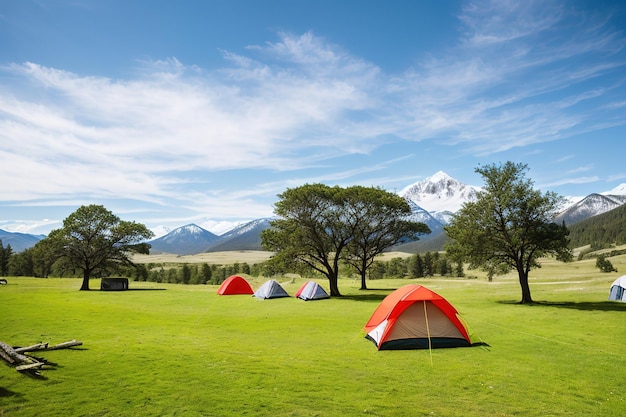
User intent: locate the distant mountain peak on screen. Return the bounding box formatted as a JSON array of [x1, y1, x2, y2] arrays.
[[555, 193, 626, 225], [149, 223, 220, 255], [175, 223, 207, 235], [399, 171, 479, 213], [602, 183, 626, 196]]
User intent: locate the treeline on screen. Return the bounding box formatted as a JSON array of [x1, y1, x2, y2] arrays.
[[368, 252, 464, 279], [568, 203, 626, 248], [5, 243, 463, 283]]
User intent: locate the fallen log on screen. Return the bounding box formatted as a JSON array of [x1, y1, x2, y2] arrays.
[[0, 340, 33, 364], [15, 362, 45, 371], [1, 339, 83, 376], [14, 342, 48, 353], [45, 340, 82, 350]]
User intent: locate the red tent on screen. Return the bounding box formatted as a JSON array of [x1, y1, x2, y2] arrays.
[[364, 284, 471, 350], [217, 275, 254, 295]]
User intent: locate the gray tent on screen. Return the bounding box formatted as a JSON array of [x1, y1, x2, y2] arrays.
[[253, 279, 289, 299]]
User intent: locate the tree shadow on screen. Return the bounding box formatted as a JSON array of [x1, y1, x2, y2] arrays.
[[497, 300, 626, 311], [99, 288, 167, 292], [337, 289, 395, 302]]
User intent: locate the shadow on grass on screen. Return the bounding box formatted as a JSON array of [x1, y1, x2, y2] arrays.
[[337, 289, 395, 302], [497, 300, 626, 311], [99, 288, 167, 292], [0, 386, 24, 398]]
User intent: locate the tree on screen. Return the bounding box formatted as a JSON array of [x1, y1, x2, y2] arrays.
[[596, 255, 617, 273], [445, 162, 572, 304], [341, 186, 430, 289], [262, 184, 429, 295], [261, 184, 351, 296], [44, 205, 154, 290], [408, 253, 424, 278], [0, 240, 13, 276]]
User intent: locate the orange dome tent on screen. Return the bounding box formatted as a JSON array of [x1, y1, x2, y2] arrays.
[[217, 275, 254, 295], [364, 284, 471, 350]]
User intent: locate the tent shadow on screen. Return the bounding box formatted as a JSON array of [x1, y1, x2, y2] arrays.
[[497, 300, 626, 312], [338, 292, 392, 302], [0, 386, 24, 398]]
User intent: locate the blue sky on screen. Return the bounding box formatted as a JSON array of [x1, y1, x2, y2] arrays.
[[1, 0, 625, 237]]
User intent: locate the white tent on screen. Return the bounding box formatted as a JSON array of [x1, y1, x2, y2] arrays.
[[253, 279, 290, 299], [295, 280, 330, 301], [608, 276, 626, 302]]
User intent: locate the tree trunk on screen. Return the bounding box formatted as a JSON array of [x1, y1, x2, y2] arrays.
[[360, 270, 367, 290], [80, 270, 90, 291], [359, 258, 368, 290], [327, 272, 341, 297], [517, 270, 533, 304]]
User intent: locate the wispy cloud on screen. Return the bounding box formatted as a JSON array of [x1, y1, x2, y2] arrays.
[[1, 0, 625, 230]]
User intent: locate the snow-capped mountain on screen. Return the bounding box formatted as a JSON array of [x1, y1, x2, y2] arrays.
[[149, 224, 220, 255], [204, 218, 272, 252], [602, 183, 626, 196], [404, 199, 444, 236], [555, 193, 626, 225], [399, 171, 480, 217]]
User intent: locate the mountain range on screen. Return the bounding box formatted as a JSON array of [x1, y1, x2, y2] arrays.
[[3, 171, 626, 254], [148, 218, 272, 255]]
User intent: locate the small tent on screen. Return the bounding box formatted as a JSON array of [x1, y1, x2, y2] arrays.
[[295, 280, 330, 301], [364, 284, 471, 350], [253, 279, 290, 299], [217, 275, 254, 295], [609, 276, 626, 302]]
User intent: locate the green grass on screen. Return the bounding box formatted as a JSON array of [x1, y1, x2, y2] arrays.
[[2, 256, 626, 416]]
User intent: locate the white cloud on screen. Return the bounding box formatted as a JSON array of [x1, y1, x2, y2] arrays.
[[1, 2, 625, 233]]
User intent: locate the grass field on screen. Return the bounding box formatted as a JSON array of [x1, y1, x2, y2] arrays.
[[1, 254, 626, 416]]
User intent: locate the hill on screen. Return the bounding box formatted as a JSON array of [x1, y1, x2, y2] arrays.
[[0, 229, 44, 252], [567, 202, 626, 248]]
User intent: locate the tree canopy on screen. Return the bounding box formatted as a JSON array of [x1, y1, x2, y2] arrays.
[[341, 186, 430, 289], [44, 204, 154, 290], [444, 162, 572, 303], [261, 184, 429, 296]]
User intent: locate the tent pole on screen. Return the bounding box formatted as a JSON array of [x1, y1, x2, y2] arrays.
[[423, 301, 433, 367]]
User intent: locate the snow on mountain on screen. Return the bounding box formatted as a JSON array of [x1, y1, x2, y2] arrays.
[[149, 223, 220, 255], [399, 171, 480, 215], [204, 218, 272, 252], [403, 199, 444, 235], [602, 183, 626, 195], [554, 193, 626, 225]]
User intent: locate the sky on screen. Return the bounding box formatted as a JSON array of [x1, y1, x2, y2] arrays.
[[1, 0, 626, 238]]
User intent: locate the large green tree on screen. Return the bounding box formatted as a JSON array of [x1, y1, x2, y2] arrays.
[[45, 204, 154, 290], [445, 162, 572, 304], [342, 186, 430, 289], [261, 184, 350, 296], [261, 184, 429, 296]]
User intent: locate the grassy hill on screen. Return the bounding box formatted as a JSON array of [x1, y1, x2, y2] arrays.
[[2, 254, 625, 416]]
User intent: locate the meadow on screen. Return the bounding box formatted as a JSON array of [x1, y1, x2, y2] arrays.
[[1, 254, 625, 416]]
